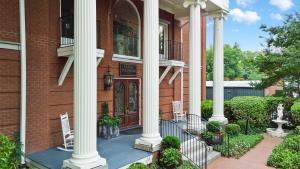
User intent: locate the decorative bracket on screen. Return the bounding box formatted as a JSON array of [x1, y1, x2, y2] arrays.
[[168, 67, 183, 85], [57, 46, 105, 86], [159, 66, 172, 84]]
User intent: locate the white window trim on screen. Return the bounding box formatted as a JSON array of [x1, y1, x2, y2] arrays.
[[112, 55, 143, 64], [0, 41, 20, 50], [112, 0, 142, 61]]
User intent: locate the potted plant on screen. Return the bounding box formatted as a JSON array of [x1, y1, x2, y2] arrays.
[[98, 102, 120, 139], [201, 121, 224, 145]]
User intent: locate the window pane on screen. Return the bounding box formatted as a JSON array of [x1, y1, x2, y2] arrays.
[[113, 1, 139, 57], [128, 82, 138, 113], [114, 82, 125, 116], [159, 25, 165, 55]]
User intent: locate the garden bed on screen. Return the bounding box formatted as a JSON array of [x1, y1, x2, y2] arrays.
[[214, 134, 264, 158]]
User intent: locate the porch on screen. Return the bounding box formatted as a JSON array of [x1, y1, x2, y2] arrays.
[[27, 121, 189, 169], [28, 128, 150, 169]]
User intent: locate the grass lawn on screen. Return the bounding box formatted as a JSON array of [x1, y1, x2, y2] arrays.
[[214, 134, 264, 158]]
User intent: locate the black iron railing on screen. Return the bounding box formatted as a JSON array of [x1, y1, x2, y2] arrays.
[[186, 114, 231, 158], [160, 40, 183, 61], [160, 119, 208, 169], [59, 15, 101, 47]]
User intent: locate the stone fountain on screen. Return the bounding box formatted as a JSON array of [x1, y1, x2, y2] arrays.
[[267, 104, 288, 137]]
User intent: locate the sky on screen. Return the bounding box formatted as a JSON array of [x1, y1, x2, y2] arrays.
[[206, 0, 300, 51]]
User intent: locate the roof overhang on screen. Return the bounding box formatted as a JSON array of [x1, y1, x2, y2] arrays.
[[159, 0, 229, 20]]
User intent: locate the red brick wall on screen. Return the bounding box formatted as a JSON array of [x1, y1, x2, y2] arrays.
[[0, 0, 207, 153], [0, 0, 21, 139], [0, 49, 20, 138]]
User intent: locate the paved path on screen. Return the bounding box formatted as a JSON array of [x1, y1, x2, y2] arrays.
[[207, 134, 282, 169]]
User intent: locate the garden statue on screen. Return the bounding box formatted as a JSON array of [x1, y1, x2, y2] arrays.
[[267, 103, 289, 137], [276, 104, 284, 121]]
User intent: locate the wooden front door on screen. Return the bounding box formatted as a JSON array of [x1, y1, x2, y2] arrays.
[[114, 79, 139, 128]]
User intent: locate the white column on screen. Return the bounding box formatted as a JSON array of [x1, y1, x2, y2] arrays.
[[183, 0, 206, 117], [63, 0, 107, 168], [209, 14, 228, 124], [135, 0, 162, 152]]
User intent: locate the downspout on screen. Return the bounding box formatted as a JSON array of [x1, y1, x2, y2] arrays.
[[19, 0, 27, 164]]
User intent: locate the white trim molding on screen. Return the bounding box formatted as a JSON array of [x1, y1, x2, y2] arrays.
[[0, 41, 20, 50]]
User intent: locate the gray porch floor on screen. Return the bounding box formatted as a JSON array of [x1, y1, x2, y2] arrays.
[[27, 121, 188, 169], [28, 128, 151, 169]]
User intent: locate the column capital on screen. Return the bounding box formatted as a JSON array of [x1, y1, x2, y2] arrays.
[[183, 0, 207, 9], [210, 10, 228, 20]]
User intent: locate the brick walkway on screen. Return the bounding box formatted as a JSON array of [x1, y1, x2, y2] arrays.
[[207, 134, 282, 169]]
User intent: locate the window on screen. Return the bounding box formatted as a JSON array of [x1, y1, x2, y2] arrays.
[[159, 22, 169, 60], [60, 0, 74, 46], [113, 0, 140, 59]]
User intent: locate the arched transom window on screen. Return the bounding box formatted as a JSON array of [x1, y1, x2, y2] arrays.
[[113, 0, 141, 59]]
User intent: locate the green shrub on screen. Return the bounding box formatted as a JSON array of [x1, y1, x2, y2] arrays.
[[224, 100, 234, 122], [230, 96, 267, 128], [207, 121, 222, 133], [225, 124, 241, 136], [201, 131, 215, 139], [128, 163, 149, 169], [267, 145, 300, 169], [295, 125, 300, 134], [0, 135, 20, 169], [282, 135, 300, 151], [264, 97, 284, 114], [161, 136, 180, 150], [159, 148, 182, 169], [291, 100, 300, 126], [201, 100, 213, 120]]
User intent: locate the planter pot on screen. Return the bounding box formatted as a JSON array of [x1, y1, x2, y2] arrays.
[[112, 126, 120, 137], [98, 125, 120, 139], [202, 133, 224, 146]]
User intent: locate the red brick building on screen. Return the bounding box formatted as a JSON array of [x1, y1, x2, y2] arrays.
[[0, 0, 228, 166]]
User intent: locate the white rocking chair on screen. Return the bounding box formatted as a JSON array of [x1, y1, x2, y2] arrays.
[[57, 112, 74, 152], [172, 101, 187, 122]]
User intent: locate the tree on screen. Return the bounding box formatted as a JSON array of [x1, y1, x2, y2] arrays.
[[241, 51, 262, 80], [206, 43, 243, 80], [255, 13, 300, 97]]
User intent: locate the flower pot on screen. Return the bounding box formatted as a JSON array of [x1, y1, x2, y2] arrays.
[[102, 125, 113, 139], [202, 132, 224, 146], [112, 126, 120, 137]]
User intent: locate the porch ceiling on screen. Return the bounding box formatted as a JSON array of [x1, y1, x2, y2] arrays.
[[159, 0, 229, 19]]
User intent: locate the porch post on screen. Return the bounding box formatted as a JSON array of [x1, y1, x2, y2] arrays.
[[63, 0, 107, 168], [209, 12, 228, 124], [135, 0, 162, 152], [184, 0, 206, 117]]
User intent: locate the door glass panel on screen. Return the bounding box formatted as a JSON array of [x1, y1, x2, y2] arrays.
[[114, 81, 125, 116], [128, 82, 138, 113]]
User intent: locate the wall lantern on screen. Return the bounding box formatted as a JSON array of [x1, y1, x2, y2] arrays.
[[104, 66, 114, 91]]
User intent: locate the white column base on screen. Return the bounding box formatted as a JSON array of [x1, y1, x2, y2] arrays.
[[209, 115, 228, 124], [62, 154, 107, 169], [134, 135, 162, 152]]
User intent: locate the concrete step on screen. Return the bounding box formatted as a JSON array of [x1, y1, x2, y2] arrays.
[[181, 138, 213, 154], [181, 138, 221, 167]]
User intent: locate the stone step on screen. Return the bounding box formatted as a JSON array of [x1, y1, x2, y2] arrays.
[[181, 138, 213, 154], [181, 138, 221, 167], [182, 150, 221, 166]]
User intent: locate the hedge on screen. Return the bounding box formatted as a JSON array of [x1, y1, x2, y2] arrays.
[[267, 130, 300, 169], [201, 100, 213, 120], [291, 100, 300, 126], [230, 96, 268, 128], [201, 100, 233, 121]]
